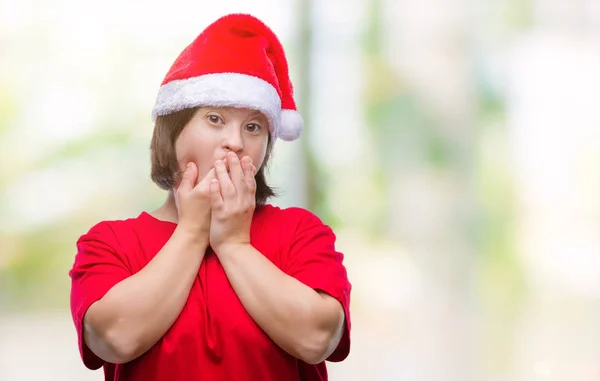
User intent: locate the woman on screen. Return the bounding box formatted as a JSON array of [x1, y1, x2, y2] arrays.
[[69, 13, 351, 381]]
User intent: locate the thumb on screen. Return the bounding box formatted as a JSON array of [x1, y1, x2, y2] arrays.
[[178, 162, 198, 193]]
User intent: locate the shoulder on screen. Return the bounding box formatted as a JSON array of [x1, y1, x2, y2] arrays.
[[79, 214, 141, 237], [256, 205, 334, 245], [73, 214, 152, 273], [76, 213, 149, 251], [257, 204, 329, 231]]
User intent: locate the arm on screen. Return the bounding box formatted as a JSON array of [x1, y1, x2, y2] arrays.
[[79, 163, 215, 364], [209, 153, 350, 363], [83, 228, 208, 364], [215, 243, 345, 364]]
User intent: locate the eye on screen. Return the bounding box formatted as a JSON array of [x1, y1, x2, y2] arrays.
[[207, 114, 223, 124], [245, 123, 262, 133]]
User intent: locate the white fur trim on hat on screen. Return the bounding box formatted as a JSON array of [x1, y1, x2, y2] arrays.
[[152, 72, 283, 137]]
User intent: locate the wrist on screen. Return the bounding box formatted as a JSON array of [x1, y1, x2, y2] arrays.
[[213, 241, 252, 258], [174, 225, 209, 248]]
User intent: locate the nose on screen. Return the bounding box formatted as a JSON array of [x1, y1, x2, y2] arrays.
[[222, 125, 243, 153]]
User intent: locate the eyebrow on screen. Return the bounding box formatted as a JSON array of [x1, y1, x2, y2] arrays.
[[206, 107, 265, 121], [248, 111, 267, 122]]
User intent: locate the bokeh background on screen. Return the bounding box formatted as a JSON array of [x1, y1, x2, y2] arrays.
[[2, 0, 600, 380]]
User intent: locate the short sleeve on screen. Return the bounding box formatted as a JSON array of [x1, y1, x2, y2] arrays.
[[283, 208, 352, 362], [68, 221, 132, 370]]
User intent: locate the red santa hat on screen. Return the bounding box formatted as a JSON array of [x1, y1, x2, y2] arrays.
[[151, 13, 303, 141]]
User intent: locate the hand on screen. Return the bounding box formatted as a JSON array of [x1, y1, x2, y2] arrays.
[[174, 162, 215, 240], [209, 152, 257, 253]]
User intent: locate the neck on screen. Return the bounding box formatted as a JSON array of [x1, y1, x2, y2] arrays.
[[150, 191, 179, 223]]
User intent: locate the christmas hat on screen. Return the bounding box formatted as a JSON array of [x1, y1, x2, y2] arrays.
[[151, 13, 303, 141]]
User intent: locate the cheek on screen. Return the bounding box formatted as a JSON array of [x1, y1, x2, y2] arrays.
[[175, 129, 212, 164], [252, 139, 270, 169]]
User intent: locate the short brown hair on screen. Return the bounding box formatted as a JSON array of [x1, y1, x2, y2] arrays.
[[150, 107, 276, 205]]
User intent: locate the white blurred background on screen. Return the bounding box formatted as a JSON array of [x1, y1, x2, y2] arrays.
[[1, 0, 600, 380]]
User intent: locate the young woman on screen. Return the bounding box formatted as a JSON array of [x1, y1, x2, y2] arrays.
[[69, 13, 351, 381]]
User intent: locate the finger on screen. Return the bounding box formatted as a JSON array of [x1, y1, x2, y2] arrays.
[[210, 179, 224, 209], [240, 156, 254, 174], [227, 152, 245, 188], [241, 157, 256, 191], [215, 159, 235, 197], [177, 162, 197, 193]]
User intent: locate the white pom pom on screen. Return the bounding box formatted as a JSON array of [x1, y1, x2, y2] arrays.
[[278, 109, 304, 141]]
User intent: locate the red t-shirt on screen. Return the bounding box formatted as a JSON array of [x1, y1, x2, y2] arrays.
[[69, 204, 351, 381]]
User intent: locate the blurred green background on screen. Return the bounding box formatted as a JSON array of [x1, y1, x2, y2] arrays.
[[1, 0, 600, 380]]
